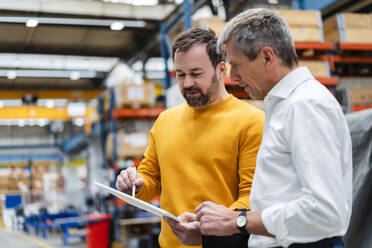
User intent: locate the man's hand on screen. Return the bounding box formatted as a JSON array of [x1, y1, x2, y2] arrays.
[[115, 167, 144, 194], [164, 212, 202, 246], [195, 201, 240, 236]]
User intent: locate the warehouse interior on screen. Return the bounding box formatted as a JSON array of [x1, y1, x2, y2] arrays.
[[0, 0, 371, 247]]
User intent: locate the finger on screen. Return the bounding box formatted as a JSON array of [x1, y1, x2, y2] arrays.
[[179, 212, 196, 222], [199, 220, 208, 236], [115, 176, 120, 189], [120, 169, 133, 189], [128, 167, 137, 184], [163, 216, 176, 225], [195, 201, 212, 213], [135, 176, 144, 189], [195, 205, 208, 222], [195, 211, 202, 222], [116, 177, 129, 192]]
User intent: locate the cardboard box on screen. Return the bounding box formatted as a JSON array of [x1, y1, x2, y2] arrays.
[[299, 60, 330, 77], [192, 11, 324, 42], [118, 131, 148, 158], [170, 16, 227, 42], [348, 87, 372, 105], [106, 131, 148, 159], [193, 16, 227, 37], [324, 13, 372, 43], [275, 10, 324, 42], [114, 84, 155, 108]]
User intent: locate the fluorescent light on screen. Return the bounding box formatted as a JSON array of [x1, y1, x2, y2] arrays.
[[67, 102, 86, 117], [0, 70, 96, 78], [72, 118, 85, 127], [26, 119, 36, 126], [7, 71, 16, 79], [18, 119, 25, 127], [0, 54, 118, 72], [37, 119, 49, 127], [110, 22, 125, 30], [0, 17, 146, 28], [37, 99, 68, 107], [268, 0, 279, 4], [13, 59, 20, 67], [70, 71, 81, 80], [26, 19, 38, 27], [46, 100, 54, 108], [4, 100, 23, 107]]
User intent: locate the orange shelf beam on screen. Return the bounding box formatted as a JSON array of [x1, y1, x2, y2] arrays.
[[295, 42, 335, 50], [224, 77, 239, 86], [339, 43, 372, 51], [316, 77, 339, 86], [332, 55, 372, 64], [351, 105, 372, 112], [113, 108, 165, 119], [227, 89, 250, 98]]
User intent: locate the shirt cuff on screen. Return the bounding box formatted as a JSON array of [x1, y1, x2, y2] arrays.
[[262, 203, 291, 248]]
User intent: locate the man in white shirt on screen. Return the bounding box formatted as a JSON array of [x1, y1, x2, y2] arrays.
[[194, 8, 352, 248]]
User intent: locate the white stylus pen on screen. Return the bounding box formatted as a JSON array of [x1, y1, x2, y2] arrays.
[[132, 166, 136, 198]]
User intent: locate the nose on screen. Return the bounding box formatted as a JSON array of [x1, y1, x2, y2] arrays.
[[183, 75, 195, 88], [229, 69, 240, 84]]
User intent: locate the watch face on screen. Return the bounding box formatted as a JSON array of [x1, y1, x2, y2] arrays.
[[236, 215, 247, 228]]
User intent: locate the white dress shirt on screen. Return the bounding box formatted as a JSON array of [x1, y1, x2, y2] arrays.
[[248, 67, 352, 248]]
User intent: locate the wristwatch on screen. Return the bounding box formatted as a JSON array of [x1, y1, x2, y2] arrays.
[[235, 208, 248, 234]]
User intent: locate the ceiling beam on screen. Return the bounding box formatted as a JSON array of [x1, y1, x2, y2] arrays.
[[0, 90, 102, 100], [0, 106, 96, 120], [0, 0, 176, 21]]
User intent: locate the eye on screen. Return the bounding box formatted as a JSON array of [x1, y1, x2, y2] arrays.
[[177, 73, 185, 79], [191, 73, 202, 77]]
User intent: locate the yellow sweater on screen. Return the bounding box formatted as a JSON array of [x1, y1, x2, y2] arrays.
[[136, 95, 265, 248]]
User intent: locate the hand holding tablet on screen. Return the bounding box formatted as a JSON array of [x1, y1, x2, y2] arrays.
[[94, 181, 180, 222]]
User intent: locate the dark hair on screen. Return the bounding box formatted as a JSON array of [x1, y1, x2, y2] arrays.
[[172, 27, 225, 68]]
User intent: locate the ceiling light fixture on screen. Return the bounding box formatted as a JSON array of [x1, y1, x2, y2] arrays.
[[268, 0, 279, 4], [110, 22, 125, 30], [0, 17, 146, 29], [46, 100, 54, 109], [26, 19, 39, 27], [0, 70, 96, 79], [7, 71, 16, 80], [70, 71, 81, 80]]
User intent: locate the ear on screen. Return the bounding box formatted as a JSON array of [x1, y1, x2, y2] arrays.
[[216, 62, 226, 80], [261, 47, 275, 71]]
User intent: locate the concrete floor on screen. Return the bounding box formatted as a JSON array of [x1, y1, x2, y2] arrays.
[[0, 227, 86, 248]]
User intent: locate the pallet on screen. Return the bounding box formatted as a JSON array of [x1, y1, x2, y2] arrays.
[[118, 103, 154, 109], [324, 13, 372, 43]]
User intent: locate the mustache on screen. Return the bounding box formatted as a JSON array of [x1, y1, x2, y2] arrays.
[[183, 87, 202, 93]]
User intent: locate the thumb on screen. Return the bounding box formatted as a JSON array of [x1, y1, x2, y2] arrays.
[[135, 176, 144, 188], [179, 212, 196, 222]]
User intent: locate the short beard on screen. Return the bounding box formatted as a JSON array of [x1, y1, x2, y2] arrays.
[[182, 74, 219, 107]]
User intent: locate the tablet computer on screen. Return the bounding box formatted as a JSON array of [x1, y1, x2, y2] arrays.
[[94, 181, 180, 222]]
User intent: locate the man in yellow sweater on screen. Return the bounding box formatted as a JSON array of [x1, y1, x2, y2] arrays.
[[115, 27, 264, 248]]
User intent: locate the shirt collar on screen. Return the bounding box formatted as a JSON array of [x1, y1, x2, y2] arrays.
[[266, 66, 314, 100]]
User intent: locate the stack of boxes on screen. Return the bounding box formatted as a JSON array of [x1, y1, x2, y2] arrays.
[[324, 13, 372, 44], [324, 13, 372, 106], [113, 83, 155, 109], [106, 131, 148, 160]]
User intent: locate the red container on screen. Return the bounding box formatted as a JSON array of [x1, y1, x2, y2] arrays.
[[85, 213, 112, 248]]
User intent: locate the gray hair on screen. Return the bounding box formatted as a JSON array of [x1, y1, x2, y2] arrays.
[[218, 8, 298, 67]]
